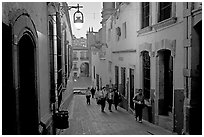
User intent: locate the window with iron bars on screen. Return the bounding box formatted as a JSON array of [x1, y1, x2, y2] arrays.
[[142, 51, 150, 99]]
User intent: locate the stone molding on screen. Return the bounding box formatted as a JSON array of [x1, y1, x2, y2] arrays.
[[112, 49, 136, 53], [139, 42, 152, 57], [154, 39, 176, 57]]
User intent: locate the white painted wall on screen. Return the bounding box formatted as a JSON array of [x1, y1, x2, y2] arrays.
[[105, 2, 185, 92]]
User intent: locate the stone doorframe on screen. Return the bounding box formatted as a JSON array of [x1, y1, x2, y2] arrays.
[[9, 9, 40, 134], [154, 39, 176, 129], [138, 42, 152, 97]]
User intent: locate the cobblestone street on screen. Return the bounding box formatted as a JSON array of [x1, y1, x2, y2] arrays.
[[60, 91, 175, 135]]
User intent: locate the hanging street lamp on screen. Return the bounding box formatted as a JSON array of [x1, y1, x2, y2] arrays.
[[60, 3, 84, 30], [73, 4, 84, 30], [64, 3, 84, 30]]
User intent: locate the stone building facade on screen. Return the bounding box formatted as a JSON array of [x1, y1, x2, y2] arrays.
[[72, 36, 90, 78], [89, 2, 202, 135], [2, 2, 73, 134]]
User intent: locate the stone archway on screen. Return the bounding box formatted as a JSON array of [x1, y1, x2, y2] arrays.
[[80, 62, 89, 77], [156, 49, 173, 131], [4, 10, 39, 134], [17, 33, 39, 134], [157, 49, 173, 116]]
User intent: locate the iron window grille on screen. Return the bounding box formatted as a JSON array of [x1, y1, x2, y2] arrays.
[[142, 51, 150, 99]]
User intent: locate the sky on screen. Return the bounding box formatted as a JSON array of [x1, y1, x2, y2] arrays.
[[68, 2, 103, 38]]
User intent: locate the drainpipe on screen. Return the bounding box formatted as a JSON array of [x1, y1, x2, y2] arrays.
[[183, 2, 192, 134], [172, 48, 176, 132], [53, 14, 58, 112]]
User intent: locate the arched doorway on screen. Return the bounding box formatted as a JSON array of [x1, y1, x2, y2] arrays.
[[157, 49, 173, 116], [141, 51, 152, 122], [156, 49, 173, 131], [7, 11, 39, 134], [2, 23, 16, 134], [80, 62, 89, 77], [17, 33, 39, 134]]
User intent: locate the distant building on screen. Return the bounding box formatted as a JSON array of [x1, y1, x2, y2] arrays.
[[72, 36, 90, 78], [87, 27, 108, 90], [89, 2, 202, 135], [2, 2, 73, 134]]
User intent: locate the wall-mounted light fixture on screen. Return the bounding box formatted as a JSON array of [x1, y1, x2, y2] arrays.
[[73, 4, 84, 30], [67, 4, 84, 30], [58, 3, 84, 30]]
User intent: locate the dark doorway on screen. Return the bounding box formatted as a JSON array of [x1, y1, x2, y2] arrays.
[[129, 68, 134, 110], [189, 21, 202, 135], [2, 23, 17, 134], [115, 66, 119, 91], [18, 34, 39, 134], [157, 50, 173, 116], [96, 74, 99, 90], [121, 67, 126, 96]]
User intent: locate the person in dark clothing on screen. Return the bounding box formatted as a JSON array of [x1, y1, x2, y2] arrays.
[[90, 87, 96, 98], [85, 87, 91, 105], [113, 88, 121, 110], [107, 90, 114, 112], [99, 87, 107, 112], [133, 89, 144, 123]]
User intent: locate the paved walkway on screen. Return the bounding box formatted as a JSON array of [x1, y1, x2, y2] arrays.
[[59, 95, 175, 135], [60, 76, 92, 110], [72, 76, 93, 89]]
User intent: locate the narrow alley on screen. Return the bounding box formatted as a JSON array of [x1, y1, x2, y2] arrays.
[[59, 78, 175, 135], [2, 2, 202, 135]]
